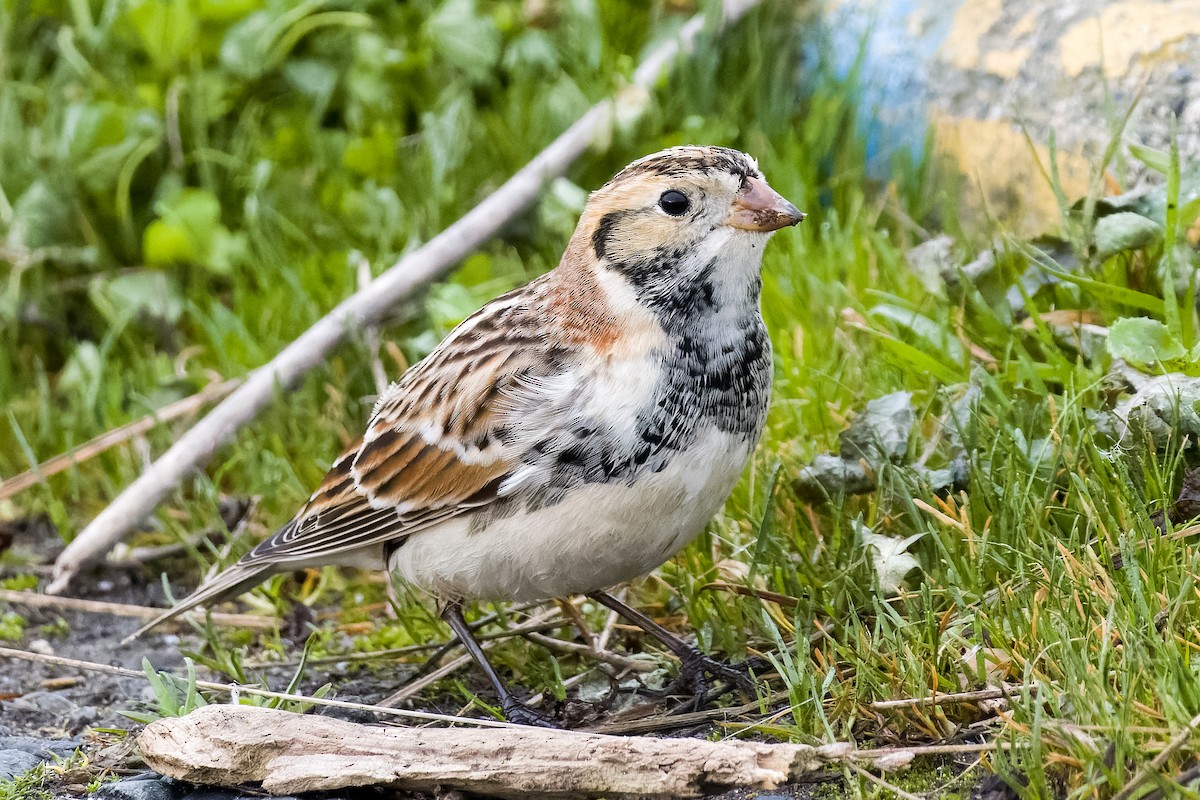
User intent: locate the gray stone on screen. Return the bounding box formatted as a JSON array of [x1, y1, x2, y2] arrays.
[[0, 735, 81, 758], [0, 748, 43, 780], [66, 704, 100, 730], [6, 690, 78, 717], [93, 773, 180, 800], [181, 788, 253, 800]]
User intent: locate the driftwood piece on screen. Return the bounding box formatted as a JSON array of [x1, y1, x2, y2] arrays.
[[47, 0, 763, 595], [139, 705, 840, 799]]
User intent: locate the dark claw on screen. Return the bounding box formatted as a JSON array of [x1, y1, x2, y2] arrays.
[[675, 652, 765, 711], [501, 697, 561, 728]]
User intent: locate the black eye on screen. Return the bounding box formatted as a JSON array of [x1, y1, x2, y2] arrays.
[[658, 190, 689, 216]]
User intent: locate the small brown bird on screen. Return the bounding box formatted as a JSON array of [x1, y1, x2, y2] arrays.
[[130, 146, 803, 725]]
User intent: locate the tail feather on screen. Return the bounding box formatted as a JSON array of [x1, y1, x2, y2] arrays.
[[122, 562, 275, 645]]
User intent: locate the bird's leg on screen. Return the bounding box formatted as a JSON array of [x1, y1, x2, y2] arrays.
[[586, 590, 760, 710], [440, 602, 557, 728]]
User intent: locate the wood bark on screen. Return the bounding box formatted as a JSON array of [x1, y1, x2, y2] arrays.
[[139, 705, 838, 799]]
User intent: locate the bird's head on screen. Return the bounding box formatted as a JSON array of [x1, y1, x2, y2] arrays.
[[563, 146, 802, 315]]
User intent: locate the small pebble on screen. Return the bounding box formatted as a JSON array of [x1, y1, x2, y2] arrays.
[[67, 705, 100, 730], [27, 638, 54, 656]]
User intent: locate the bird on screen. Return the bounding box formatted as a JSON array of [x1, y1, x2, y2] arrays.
[[127, 145, 803, 725]]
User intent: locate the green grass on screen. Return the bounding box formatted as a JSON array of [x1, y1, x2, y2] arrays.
[[5, 1, 1200, 798]]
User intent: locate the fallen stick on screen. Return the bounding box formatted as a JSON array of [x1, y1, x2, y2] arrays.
[[48, 0, 764, 594], [138, 704, 844, 799], [0, 589, 275, 630], [0, 645, 516, 728], [0, 378, 239, 501]]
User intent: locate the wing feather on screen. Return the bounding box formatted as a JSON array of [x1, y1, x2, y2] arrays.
[[130, 276, 590, 638]]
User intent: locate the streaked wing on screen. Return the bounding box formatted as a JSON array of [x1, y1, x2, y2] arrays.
[[238, 284, 568, 567]]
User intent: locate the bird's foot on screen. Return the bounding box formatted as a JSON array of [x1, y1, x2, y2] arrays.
[[675, 651, 767, 712], [501, 697, 561, 728]]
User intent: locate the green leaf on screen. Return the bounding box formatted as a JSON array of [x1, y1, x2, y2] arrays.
[[126, 0, 199, 71], [90, 271, 184, 324], [220, 10, 275, 79], [1094, 212, 1163, 259], [1181, 195, 1200, 230], [1022, 243, 1166, 314], [5, 181, 77, 250], [1108, 317, 1188, 369], [1129, 142, 1170, 175], [855, 326, 963, 384], [867, 303, 966, 363], [427, 0, 501, 84], [144, 188, 243, 273], [143, 219, 192, 265]]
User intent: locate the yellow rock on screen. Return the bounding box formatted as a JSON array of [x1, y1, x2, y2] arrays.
[[939, 0, 1006, 72], [932, 114, 1093, 237], [1059, 1, 1200, 77]]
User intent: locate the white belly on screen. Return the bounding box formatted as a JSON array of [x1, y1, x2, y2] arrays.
[[389, 429, 753, 601]]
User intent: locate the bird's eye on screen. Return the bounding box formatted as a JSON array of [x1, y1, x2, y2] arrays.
[[658, 190, 689, 216]]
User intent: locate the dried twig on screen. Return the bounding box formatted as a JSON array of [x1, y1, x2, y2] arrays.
[[0, 589, 274, 630], [1140, 763, 1200, 800], [592, 691, 790, 735], [243, 618, 567, 669], [1113, 710, 1200, 800], [0, 379, 239, 501], [356, 255, 390, 396], [0, 645, 517, 728], [379, 653, 474, 707], [525, 632, 656, 673], [379, 606, 564, 706], [136, 706, 1017, 798], [869, 684, 1034, 710], [844, 761, 924, 800], [48, 0, 766, 594]]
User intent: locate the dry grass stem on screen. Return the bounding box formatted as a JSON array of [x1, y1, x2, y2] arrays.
[[0, 378, 240, 501], [0, 589, 275, 630]]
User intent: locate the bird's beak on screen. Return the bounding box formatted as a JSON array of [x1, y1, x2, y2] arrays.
[[724, 176, 805, 232]]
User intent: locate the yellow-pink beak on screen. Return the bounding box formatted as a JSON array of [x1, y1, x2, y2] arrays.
[[724, 176, 805, 232]]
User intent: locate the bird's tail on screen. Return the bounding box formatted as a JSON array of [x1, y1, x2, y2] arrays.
[[121, 561, 275, 645]]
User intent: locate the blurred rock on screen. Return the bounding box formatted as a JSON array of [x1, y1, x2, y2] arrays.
[[93, 775, 176, 800], [826, 0, 1200, 234], [0, 735, 81, 758], [0, 748, 42, 780], [7, 690, 77, 718]]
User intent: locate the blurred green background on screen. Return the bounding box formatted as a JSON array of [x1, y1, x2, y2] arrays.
[[1, 0, 913, 541]]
